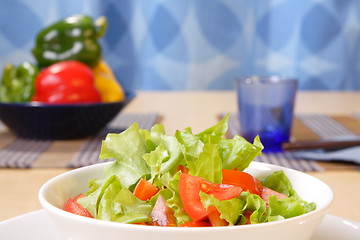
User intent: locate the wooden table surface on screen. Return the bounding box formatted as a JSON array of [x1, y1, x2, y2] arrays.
[[1, 91, 360, 222]]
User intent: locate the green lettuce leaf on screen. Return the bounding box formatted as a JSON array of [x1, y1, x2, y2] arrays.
[[78, 175, 118, 217], [267, 194, 315, 219], [99, 123, 149, 188], [261, 170, 316, 219], [197, 113, 229, 138], [239, 192, 269, 224], [78, 175, 152, 224], [156, 135, 183, 174], [145, 124, 184, 175], [109, 187, 152, 223], [175, 130, 204, 163], [187, 143, 223, 183], [220, 135, 263, 171], [143, 144, 169, 181], [200, 191, 245, 225], [142, 124, 165, 152], [157, 172, 192, 225], [260, 170, 294, 196]]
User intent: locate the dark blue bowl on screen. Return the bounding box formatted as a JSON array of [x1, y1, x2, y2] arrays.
[[0, 92, 135, 140]]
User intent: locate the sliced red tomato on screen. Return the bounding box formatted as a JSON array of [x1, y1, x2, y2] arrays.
[[179, 221, 212, 227], [63, 194, 93, 218], [179, 173, 208, 222], [150, 195, 176, 227], [177, 164, 189, 174], [200, 181, 242, 201], [243, 210, 252, 224], [260, 186, 287, 203], [207, 206, 228, 226], [133, 178, 159, 201], [179, 173, 242, 222], [222, 169, 262, 195]]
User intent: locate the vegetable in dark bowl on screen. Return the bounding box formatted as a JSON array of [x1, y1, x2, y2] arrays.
[[0, 92, 135, 140], [32, 14, 106, 68]]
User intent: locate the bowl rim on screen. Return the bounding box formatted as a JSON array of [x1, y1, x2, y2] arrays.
[[38, 161, 333, 232], [0, 91, 136, 108]]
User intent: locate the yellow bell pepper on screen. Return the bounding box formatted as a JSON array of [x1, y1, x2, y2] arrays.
[[92, 61, 125, 102]]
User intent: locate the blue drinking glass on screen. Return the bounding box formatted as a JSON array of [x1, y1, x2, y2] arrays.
[[235, 76, 298, 152]]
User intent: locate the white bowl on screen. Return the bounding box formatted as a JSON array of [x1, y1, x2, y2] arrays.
[[38, 161, 333, 240]]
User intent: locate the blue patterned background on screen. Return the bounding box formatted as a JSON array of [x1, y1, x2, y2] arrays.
[[1, 0, 360, 92]]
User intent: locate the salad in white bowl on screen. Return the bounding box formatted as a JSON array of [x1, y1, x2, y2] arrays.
[[39, 114, 333, 239]]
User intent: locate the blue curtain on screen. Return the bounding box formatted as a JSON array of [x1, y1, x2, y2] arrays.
[[1, 0, 360, 92]]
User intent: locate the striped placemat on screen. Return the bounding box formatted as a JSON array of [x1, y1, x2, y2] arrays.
[[0, 139, 52, 168], [0, 113, 160, 168], [226, 113, 360, 172], [353, 113, 360, 121]]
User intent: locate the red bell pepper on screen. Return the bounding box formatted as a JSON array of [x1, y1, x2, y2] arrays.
[[32, 60, 101, 104]]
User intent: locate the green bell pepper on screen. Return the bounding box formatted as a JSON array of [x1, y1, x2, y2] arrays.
[[32, 14, 107, 67], [0, 62, 39, 102]]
